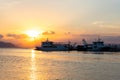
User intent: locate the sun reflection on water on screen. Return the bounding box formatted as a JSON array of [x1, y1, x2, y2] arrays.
[[30, 50, 37, 80]]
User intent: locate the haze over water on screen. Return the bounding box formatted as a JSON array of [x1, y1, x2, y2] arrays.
[[0, 48, 120, 80]]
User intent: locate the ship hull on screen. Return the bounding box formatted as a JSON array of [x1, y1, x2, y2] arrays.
[[35, 47, 69, 51]]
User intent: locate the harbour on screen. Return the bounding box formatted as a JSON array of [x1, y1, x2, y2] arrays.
[[35, 38, 120, 52]]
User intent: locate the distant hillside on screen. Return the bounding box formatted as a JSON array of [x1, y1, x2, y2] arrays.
[[0, 41, 17, 48]]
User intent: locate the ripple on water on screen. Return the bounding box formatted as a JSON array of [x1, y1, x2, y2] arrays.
[[0, 49, 120, 80]]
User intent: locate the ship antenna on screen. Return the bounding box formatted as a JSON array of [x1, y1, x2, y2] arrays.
[[47, 38, 49, 42], [97, 35, 101, 42]]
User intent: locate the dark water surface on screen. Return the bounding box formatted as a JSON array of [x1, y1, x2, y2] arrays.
[[0, 48, 120, 80]]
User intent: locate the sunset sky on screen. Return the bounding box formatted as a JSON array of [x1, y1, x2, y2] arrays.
[[0, 0, 120, 48]]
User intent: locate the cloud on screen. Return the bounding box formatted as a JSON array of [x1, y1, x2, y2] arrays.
[[0, 34, 3, 39], [79, 34, 120, 44], [65, 32, 71, 35], [0, 0, 22, 9], [92, 21, 120, 28], [80, 34, 99, 37], [7, 34, 28, 39], [42, 31, 55, 35], [102, 36, 120, 44], [92, 21, 104, 25]]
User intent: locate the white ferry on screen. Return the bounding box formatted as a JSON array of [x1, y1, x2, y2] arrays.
[[35, 39, 69, 51]]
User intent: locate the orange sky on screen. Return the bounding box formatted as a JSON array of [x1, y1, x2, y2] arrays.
[[0, 0, 120, 48]]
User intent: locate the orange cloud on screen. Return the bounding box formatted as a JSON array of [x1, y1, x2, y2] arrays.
[[42, 31, 55, 35], [7, 34, 28, 39]]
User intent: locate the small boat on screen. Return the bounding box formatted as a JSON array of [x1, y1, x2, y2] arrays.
[[35, 39, 69, 51]]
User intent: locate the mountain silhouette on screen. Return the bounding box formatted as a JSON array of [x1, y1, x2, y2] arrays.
[[0, 41, 17, 48]]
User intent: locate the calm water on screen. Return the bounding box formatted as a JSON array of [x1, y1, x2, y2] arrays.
[[0, 48, 120, 80]]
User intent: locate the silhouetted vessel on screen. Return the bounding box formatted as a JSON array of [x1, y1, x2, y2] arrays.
[[35, 39, 69, 51], [77, 38, 111, 51], [92, 38, 109, 51]]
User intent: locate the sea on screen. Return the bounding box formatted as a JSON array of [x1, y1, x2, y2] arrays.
[[0, 48, 120, 80]]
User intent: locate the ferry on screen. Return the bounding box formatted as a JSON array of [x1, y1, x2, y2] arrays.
[[35, 39, 69, 51], [77, 38, 111, 51], [92, 38, 107, 51]]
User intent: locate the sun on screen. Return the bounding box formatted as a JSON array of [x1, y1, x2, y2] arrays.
[[25, 30, 40, 38]]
